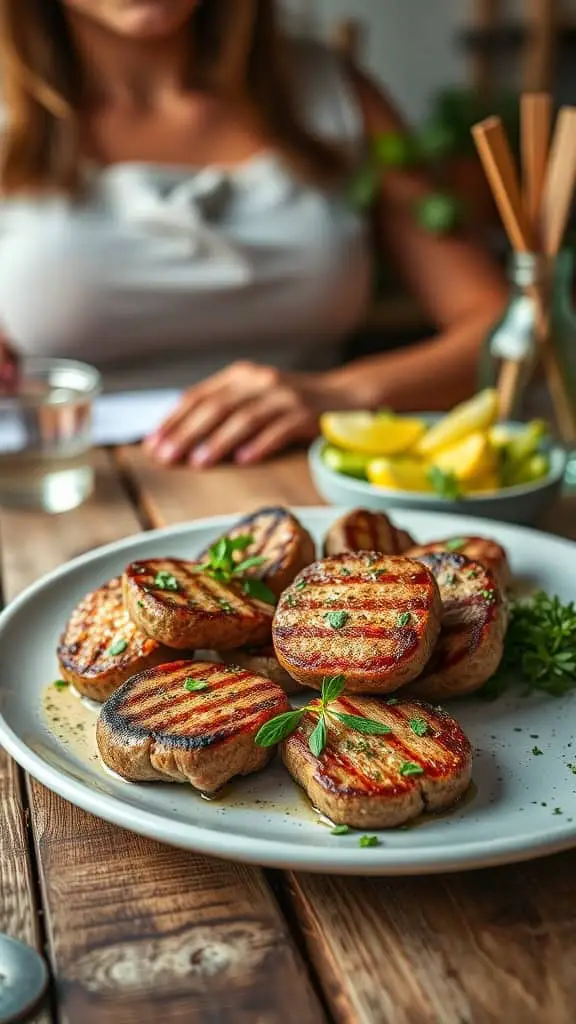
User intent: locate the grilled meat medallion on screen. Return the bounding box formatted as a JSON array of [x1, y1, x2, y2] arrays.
[[96, 660, 290, 792], [199, 507, 316, 597], [272, 553, 442, 693], [217, 645, 304, 694], [406, 536, 511, 589], [324, 509, 414, 557], [57, 577, 175, 702], [124, 558, 273, 651], [282, 696, 472, 828], [403, 552, 507, 700]]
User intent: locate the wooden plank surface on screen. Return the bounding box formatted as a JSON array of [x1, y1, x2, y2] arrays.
[[120, 452, 576, 1024], [117, 447, 319, 523], [0, 451, 324, 1024]]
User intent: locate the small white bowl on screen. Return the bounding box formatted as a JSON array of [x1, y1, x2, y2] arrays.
[[308, 434, 567, 525]]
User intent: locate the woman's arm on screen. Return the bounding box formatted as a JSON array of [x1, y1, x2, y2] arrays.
[[327, 67, 508, 411], [147, 69, 508, 466]]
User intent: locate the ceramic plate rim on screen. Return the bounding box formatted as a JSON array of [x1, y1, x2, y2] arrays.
[[1, 505, 576, 876]]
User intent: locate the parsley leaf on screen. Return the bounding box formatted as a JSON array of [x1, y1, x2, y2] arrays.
[[184, 678, 209, 692], [153, 571, 180, 592], [409, 717, 429, 737], [359, 834, 380, 848], [331, 825, 350, 835], [445, 537, 466, 551], [396, 612, 412, 627], [399, 761, 425, 777], [324, 611, 349, 630], [53, 679, 69, 690], [481, 591, 576, 699]]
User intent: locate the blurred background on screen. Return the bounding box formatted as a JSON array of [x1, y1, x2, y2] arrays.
[[282, 0, 576, 354]]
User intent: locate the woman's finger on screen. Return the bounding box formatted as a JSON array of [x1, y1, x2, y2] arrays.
[[146, 362, 279, 449], [187, 394, 292, 467], [235, 410, 316, 465], [148, 393, 239, 463]]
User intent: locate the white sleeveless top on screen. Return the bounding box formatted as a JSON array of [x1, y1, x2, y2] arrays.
[[0, 40, 372, 391]]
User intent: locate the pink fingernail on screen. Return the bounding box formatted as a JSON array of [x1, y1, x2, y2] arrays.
[[157, 443, 177, 463], [190, 445, 211, 467], [235, 447, 253, 464]]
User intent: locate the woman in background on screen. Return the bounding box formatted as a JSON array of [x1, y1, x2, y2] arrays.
[[0, 0, 505, 466]]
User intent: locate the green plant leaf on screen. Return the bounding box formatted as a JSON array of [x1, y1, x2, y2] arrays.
[[321, 675, 346, 703], [309, 716, 328, 757], [254, 709, 305, 747], [333, 712, 392, 735], [243, 579, 277, 605]]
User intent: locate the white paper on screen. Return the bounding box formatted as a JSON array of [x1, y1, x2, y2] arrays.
[[0, 389, 183, 452], [92, 389, 182, 445]]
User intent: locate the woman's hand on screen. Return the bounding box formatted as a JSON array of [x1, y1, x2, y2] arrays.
[[0, 339, 19, 393], [144, 361, 355, 468]]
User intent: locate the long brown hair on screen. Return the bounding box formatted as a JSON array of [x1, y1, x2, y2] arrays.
[[0, 0, 349, 195]]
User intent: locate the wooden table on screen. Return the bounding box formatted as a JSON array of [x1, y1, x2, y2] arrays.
[[1, 449, 576, 1024]]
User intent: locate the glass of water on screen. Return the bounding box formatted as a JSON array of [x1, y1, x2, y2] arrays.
[[0, 358, 101, 513]]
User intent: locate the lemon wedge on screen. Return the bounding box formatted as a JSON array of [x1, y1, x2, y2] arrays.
[[432, 431, 496, 482], [367, 456, 433, 491], [417, 389, 499, 456], [466, 471, 500, 494], [320, 412, 426, 456]]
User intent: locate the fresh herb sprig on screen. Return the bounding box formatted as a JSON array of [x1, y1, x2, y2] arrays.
[[255, 675, 391, 757], [196, 535, 276, 605], [428, 466, 462, 501], [481, 591, 576, 699]]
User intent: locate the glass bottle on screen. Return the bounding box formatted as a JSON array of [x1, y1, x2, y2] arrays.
[[479, 249, 576, 431]]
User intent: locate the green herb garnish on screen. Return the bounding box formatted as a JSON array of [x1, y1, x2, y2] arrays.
[[137, 600, 145, 609], [255, 675, 392, 757], [196, 534, 276, 604], [184, 678, 209, 692], [243, 579, 277, 605], [553, 807, 563, 815], [332, 713, 391, 735], [359, 834, 380, 848], [409, 718, 429, 737], [153, 571, 180, 591], [481, 591, 576, 699], [396, 612, 412, 627], [445, 537, 466, 551], [107, 639, 128, 657], [399, 761, 425, 777], [295, 579, 308, 591], [324, 611, 349, 630], [532, 746, 544, 756], [53, 680, 69, 690], [331, 825, 350, 835], [428, 467, 462, 500]]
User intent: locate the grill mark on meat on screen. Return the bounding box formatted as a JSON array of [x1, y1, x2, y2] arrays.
[[126, 681, 273, 730], [224, 507, 296, 578], [298, 571, 432, 587], [292, 731, 410, 797], [288, 597, 433, 613], [273, 624, 418, 642]]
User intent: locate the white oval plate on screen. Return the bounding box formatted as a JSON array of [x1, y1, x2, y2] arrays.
[[0, 507, 575, 876]]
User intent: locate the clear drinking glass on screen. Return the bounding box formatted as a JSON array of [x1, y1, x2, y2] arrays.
[[0, 358, 101, 513]]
